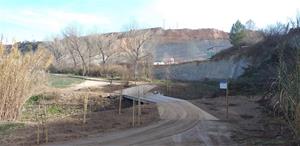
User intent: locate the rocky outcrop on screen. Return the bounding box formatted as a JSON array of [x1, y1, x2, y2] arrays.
[[153, 39, 231, 62], [151, 28, 232, 62], [153, 56, 249, 81], [42, 27, 241, 79]]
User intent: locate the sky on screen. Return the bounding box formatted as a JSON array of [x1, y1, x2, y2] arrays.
[[0, 0, 299, 42]]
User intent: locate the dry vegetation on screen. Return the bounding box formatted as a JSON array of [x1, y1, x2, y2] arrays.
[[0, 73, 159, 145], [46, 25, 155, 81], [0, 43, 52, 121], [272, 36, 300, 136]]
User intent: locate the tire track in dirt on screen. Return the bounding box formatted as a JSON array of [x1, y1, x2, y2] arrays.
[[44, 85, 235, 146]]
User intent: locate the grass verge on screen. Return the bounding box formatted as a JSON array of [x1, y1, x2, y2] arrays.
[[0, 123, 25, 135], [48, 74, 84, 88]]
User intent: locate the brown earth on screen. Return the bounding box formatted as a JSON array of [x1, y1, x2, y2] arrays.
[[43, 85, 234, 146], [0, 80, 159, 146], [155, 82, 296, 145], [157, 28, 229, 43], [0, 104, 159, 146], [190, 96, 294, 145]]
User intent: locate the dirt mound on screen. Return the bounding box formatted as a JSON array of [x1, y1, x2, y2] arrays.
[[157, 28, 229, 43]]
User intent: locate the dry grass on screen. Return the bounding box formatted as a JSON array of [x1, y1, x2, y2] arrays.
[[0, 103, 159, 146], [0, 43, 52, 121], [274, 40, 300, 136]]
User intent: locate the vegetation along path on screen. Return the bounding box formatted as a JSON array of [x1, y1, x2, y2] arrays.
[[44, 84, 235, 146]]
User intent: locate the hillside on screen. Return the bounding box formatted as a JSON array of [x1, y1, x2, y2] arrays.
[[153, 28, 232, 62], [153, 27, 300, 88], [101, 28, 232, 63], [66, 28, 232, 64]]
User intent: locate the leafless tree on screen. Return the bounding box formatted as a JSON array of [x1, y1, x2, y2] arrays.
[[142, 54, 154, 79], [245, 19, 256, 30], [92, 33, 119, 65], [120, 29, 153, 80], [44, 36, 66, 67], [288, 12, 300, 29], [83, 36, 95, 75], [62, 26, 88, 76]]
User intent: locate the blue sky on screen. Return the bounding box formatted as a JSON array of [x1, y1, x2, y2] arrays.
[[0, 0, 299, 42]]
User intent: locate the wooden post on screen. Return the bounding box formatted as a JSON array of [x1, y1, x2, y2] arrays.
[[132, 99, 135, 127], [44, 105, 48, 144], [36, 104, 40, 145], [118, 90, 123, 115], [83, 94, 88, 124], [226, 87, 229, 119], [220, 80, 229, 120], [138, 87, 141, 126]]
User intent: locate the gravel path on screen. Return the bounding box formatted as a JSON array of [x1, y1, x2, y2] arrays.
[[44, 85, 235, 146]]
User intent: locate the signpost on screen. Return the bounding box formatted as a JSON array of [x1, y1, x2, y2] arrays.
[[220, 80, 229, 119]]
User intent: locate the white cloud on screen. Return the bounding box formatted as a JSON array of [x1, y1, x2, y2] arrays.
[[0, 9, 112, 41], [1, 0, 299, 41], [136, 0, 300, 31]]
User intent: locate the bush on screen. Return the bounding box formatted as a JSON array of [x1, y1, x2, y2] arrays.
[[26, 95, 43, 105], [0, 44, 52, 121], [49, 64, 132, 80], [47, 105, 63, 115]]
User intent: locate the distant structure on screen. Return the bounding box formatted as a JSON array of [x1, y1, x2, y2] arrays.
[[163, 57, 175, 64], [153, 62, 165, 65], [154, 57, 176, 66]]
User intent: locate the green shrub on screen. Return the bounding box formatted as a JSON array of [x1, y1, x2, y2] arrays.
[[48, 75, 84, 88], [26, 95, 43, 105], [47, 105, 63, 115], [0, 123, 25, 134]]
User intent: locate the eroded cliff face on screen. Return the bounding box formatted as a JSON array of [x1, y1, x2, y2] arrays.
[[153, 39, 231, 62], [43, 27, 249, 80], [44, 27, 232, 66], [151, 28, 232, 62], [151, 28, 265, 81], [153, 56, 249, 81]]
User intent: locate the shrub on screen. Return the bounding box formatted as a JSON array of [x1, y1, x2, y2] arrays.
[[0, 43, 52, 121], [47, 105, 63, 115], [26, 95, 43, 105]]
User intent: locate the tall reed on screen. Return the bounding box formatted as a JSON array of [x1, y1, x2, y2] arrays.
[[0, 43, 52, 121]]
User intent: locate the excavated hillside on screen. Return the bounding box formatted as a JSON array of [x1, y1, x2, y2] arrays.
[[152, 28, 232, 62], [153, 30, 266, 81], [13, 28, 268, 81], [153, 29, 268, 81], [96, 27, 232, 63], [39, 27, 233, 70], [154, 28, 299, 84]]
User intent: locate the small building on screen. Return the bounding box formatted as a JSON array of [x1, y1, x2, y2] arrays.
[[153, 62, 165, 65]]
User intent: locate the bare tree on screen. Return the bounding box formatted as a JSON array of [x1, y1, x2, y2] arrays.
[[263, 22, 289, 37], [62, 26, 88, 76], [288, 12, 300, 29], [142, 54, 154, 79], [83, 36, 95, 75], [120, 29, 153, 80], [245, 19, 256, 30], [44, 37, 66, 68], [92, 33, 119, 67]]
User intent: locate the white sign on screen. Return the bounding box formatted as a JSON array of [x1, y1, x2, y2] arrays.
[[220, 81, 228, 89]]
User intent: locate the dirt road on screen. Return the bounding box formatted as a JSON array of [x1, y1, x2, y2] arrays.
[[44, 85, 235, 146]]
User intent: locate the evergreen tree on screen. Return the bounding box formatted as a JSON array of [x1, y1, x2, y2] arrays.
[[230, 20, 246, 47]]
